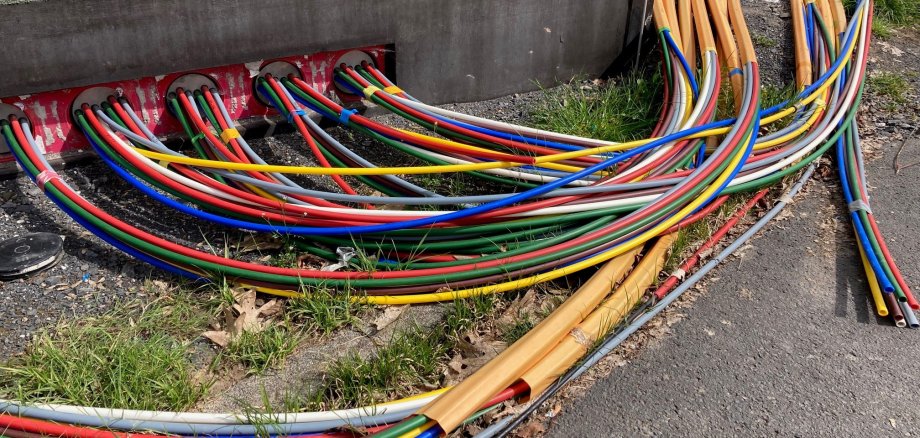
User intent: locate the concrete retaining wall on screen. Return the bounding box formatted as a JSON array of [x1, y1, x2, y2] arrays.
[[0, 0, 644, 104]]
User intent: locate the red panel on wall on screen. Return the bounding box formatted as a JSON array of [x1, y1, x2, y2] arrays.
[[0, 46, 386, 166]]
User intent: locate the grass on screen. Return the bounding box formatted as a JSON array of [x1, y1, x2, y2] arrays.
[[868, 72, 913, 108], [845, 0, 920, 37], [531, 71, 662, 142], [315, 326, 448, 409], [287, 286, 368, 335], [753, 34, 778, 48], [444, 293, 499, 339], [0, 287, 212, 411], [501, 316, 536, 344], [222, 322, 300, 375]]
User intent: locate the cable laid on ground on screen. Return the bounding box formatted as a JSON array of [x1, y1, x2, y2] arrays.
[[0, 1, 909, 438]]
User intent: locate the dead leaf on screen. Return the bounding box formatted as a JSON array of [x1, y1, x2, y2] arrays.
[[258, 299, 283, 317], [514, 420, 545, 438], [297, 253, 327, 269], [202, 330, 231, 347], [371, 305, 409, 331], [232, 288, 257, 312], [235, 234, 283, 254], [499, 289, 538, 325]]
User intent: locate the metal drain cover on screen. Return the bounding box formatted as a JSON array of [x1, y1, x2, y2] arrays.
[[0, 233, 64, 279]]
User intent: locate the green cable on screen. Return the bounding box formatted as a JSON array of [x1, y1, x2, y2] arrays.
[[372, 415, 430, 438]]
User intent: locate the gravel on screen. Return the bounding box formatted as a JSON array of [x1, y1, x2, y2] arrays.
[[0, 85, 554, 360]]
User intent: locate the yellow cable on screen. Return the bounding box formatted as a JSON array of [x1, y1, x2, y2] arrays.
[[136, 22, 859, 177], [397, 420, 437, 438], [856, 234, 889, 317], [753, 94, 827, 150], [360, 110, 755, 305], [135, 42, 853, 177]]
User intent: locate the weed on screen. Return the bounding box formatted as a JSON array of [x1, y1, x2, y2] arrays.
[[444, 293, 499, 338], [222, 323, 300, 375], [753, 34, 778, 48], [872, 20, 894, 38], [501, 316, 536, 344], [271, 239, 301, 268], [868, 72, 913, 107], [531, 71, 662, 142], [288, 286, 368, 335], [0, 293, 211, 410], [844, 0, 920, 31], [316, 327, 448, 408]]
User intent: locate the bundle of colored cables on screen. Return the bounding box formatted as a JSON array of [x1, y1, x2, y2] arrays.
[[0, 0, 908, 437]]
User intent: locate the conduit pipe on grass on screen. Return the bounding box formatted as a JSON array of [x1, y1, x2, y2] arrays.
[[413, 247, 642, 432]]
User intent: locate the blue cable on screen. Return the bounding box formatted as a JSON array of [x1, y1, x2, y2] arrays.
[[91, 104, 741, 237], [662, 29, 700, 98], [416, 425, 443, 438], [695, 139, 706, 169], [836, 127, 895, 293], [3, 132, 205, 282], [806, 4, 815, 59]]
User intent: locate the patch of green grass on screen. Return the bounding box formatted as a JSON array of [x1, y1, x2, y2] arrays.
[[868, 72, 913, 106], [872, 20, 894, 38], [662, 219, 713, 278], [753, 34, 778, 48], [316, 327, 448, 409], [287, 287, 368, 335], [845, 0, 920, 32], [444, 293, 499, 338], [222, 323, 300, 375], [531, 71, 662, 142], [271, 240, 300, 268], [501, 316, 536, 344], [0, 290, 212, 410]]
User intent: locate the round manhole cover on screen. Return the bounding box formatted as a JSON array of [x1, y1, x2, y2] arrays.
[[0, 233, 64, 279]]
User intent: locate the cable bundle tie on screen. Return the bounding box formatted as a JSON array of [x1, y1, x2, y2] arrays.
[[286, 109, 306, 123], [189, 132, 206, 144], [848, 199, 872, 214], [729, 68, 744, 77], [384, 86, 404, 95], [219, 128, 241, 143], [34, 170, 59, 192], [362, 85, 381, 99], [339, 108, 358, 126]]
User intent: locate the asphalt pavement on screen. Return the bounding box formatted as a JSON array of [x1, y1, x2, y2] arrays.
[[549, 134, 920, 436]]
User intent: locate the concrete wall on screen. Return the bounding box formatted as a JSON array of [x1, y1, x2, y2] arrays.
[[0, 0, 643, 104]]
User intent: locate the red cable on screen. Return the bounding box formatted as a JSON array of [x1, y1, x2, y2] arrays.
[[343, 66, 600, 165], [263, 76, 360, 196], [0, 414, 169, 438], [654, 189, 768, 300], [288, 76, 537, 165]]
